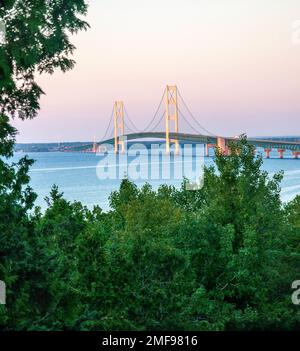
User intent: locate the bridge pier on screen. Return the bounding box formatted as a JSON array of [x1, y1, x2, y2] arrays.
[[165, 141, 180, 155], [277, 148, 285, 159], [264, 148, 272, 159], [292, 151, 300, 159], [217, 137, 229, 155], [205, 143, 216, 157]]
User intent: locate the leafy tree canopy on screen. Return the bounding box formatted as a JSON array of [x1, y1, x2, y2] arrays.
[[0, 0, 89, 120]]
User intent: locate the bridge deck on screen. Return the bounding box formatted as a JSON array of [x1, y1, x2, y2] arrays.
[[66, 132, 300, 152]]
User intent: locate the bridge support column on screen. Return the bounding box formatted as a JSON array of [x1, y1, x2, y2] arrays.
[[165, 85, 179, 155], [205, 143, 216, 157], [92, 136, 97, 153], [277, 148, 285, 159], [292, 151, 300, 159], [114, 101, 125, 153], [264, 148, 272, 159], [217, 137, 229, 155]]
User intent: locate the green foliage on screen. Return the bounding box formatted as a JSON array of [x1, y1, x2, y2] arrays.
[[0, 0, 89, 119], [0, 0, 90, 330], [2, 138, 300, 330]]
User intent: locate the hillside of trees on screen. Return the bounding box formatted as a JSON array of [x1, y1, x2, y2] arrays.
[[1, 138, 300, 330]]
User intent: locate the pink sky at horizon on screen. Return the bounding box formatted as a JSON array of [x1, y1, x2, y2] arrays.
[[13, 0, 300, 143]]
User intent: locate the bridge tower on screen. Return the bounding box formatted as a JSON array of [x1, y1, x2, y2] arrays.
[[92, 136, 97, 153], [113, 101, 125, 153], [165, 85, 179, 155]]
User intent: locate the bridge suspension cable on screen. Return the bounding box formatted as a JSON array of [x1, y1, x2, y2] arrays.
[[142, 88, 166, 132], [149, 110, 166, 132], [124, 120, 137, 133], [178, 108, 203, 135], [100, 107, 114, 141], [177, 88, 217, 136], [100, 86, 217, 148], [124, 105, 140, 132]]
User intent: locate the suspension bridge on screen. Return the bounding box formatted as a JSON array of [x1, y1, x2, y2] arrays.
[[67, 85, 300, 159]]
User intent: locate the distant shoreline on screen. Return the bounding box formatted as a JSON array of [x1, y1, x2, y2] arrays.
[[15, 136, 300, 153]]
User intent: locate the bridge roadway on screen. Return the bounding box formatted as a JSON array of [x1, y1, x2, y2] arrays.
[[68, 132, 300, 153]]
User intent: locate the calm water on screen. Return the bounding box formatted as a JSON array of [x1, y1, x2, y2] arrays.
[[11, 148, 300, 210]]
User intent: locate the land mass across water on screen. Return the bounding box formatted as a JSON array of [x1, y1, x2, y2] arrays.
[[15, 136, 300, 153]]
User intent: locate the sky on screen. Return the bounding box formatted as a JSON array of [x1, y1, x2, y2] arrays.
[[13, 0, 300, 142]]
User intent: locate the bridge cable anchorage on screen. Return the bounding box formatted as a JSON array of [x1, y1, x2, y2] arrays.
[[100, 107, 114, 142], [124, 105, 141, 132], [149, 110, 166, 132], [178, 108, 203, 135], [142, 88, 166, 132], [177, 88, 217, 137]]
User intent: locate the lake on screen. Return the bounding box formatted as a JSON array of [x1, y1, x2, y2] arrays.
[[12, 147, 300, 210]]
